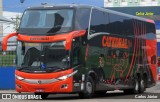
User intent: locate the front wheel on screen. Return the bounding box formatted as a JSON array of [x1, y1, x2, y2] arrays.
[[79, 76, 94, 98]]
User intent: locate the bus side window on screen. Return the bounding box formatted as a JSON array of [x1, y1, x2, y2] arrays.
[[76, 8, 90, 30], [108, 13, 131, 36], [90, 9, 109, 34], [73, 47, 80, 66]]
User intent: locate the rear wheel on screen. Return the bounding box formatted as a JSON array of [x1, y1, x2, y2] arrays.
[[139, 77, 145, 93], [123, 77, 139, 94], [79, 76, 94, 98], [133, 78, 139, 94]]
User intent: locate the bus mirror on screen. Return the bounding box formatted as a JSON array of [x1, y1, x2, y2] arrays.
[[2, 32, 17, 51]]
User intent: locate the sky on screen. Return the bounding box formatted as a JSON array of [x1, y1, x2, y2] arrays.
[[3, 0, 104, 12]]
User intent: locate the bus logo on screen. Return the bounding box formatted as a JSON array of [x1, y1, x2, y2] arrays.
[[30, 37, 49, 41], [102, 36, 129, 49], [38, 80, 42, 84]]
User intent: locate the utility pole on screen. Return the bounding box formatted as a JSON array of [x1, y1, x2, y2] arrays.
[[11, 15, 21, 31], [0, 0, 3, 36]]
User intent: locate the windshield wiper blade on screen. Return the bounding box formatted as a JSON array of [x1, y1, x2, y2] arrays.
[[17, 66, 30, 71], [46, 66, 65, 72], [17, 66, 39, 71]]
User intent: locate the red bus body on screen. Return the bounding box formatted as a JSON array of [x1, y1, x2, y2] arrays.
[[2, 5, 157, 98]]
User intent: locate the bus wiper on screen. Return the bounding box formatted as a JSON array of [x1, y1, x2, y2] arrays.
[[17, 66, 31, 71], [46, 66, 65, 72]]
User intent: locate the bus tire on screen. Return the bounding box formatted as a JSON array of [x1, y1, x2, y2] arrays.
[[124, 77, 139, 94], [34, 93, 49, 99], [133, 77, 139, 94], [139, 77, 145, 93], [79, 76, 94, 98]]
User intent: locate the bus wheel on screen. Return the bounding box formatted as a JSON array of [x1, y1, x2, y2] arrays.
[[133, 77, 139, 94], [79, 76, 94, 98], [34, 93, 49, 99], [139, 77, 145, 93], [124, 77, 139, 94]]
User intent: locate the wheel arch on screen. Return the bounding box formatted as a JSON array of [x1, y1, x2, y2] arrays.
[[87, 70, 98, 83]]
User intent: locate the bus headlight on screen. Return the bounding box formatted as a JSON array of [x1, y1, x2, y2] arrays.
[[57, 70, 78, 81], [15, 75, 25, 81], [57, 76, 68, 80]]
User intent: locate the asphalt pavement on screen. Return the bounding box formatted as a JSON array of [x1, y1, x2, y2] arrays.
[[0, 82, 159, 102]]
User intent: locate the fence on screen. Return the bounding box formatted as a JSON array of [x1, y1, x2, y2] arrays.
[[0, 41, 16, 89], [0, 41, 16, 67]]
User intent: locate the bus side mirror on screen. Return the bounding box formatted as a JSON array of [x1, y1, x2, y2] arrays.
[[2, 32, 17, 51]]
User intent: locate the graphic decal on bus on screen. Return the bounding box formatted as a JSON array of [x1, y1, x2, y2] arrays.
[[102, 36, 131, 49]]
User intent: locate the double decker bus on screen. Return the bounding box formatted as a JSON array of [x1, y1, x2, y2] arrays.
[[2, 4, 157, 98]]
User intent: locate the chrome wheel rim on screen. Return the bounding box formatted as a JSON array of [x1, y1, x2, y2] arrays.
[[86, 82, 92, 94], [141, 80, 144, 90], [135, 80, 139, 91]]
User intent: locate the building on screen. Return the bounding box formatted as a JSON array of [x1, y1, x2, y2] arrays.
[[0, 11, 22, 50], [3, 11, 21, 37], [104, 0, 160, 7]]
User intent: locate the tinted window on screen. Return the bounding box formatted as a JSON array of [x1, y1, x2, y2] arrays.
[[90, 9, 109, 34], [19, 9, 74, 35], [108, 14, 132, 36], [146, 23, 156, 40], [76, 8, 90, 30], [72, 38, 81, 66]]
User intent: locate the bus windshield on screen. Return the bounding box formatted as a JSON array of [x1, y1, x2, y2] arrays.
[[19, 9, 74, 35], [17, 41, 70, 72]]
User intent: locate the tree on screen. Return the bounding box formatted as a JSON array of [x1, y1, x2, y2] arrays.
[[12, 15, 21, 31]]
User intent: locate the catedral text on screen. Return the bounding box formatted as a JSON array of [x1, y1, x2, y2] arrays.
[[102, 36, 129, 48]]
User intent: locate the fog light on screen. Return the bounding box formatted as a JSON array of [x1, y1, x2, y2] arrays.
[[16, 84, 22, 89], [61, 84, 68, 89]]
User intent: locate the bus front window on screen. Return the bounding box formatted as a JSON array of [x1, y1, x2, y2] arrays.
[[17, 41, 70, 72], [19, 9, 74, 35]]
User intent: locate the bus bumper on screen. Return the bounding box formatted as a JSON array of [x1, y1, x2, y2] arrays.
[[15, 69, 74, 93], [15, 77, 73, 93]]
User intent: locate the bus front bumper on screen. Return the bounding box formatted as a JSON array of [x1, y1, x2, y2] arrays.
[[15, 68, 75, 93], [15, 77, 73, 93]]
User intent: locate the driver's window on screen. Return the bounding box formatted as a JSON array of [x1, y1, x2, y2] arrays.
[[73, 47, 80, 66]]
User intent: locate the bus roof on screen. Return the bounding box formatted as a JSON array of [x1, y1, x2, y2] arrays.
[[26, 4, 154, 24], [26, 4, 92, 10]]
